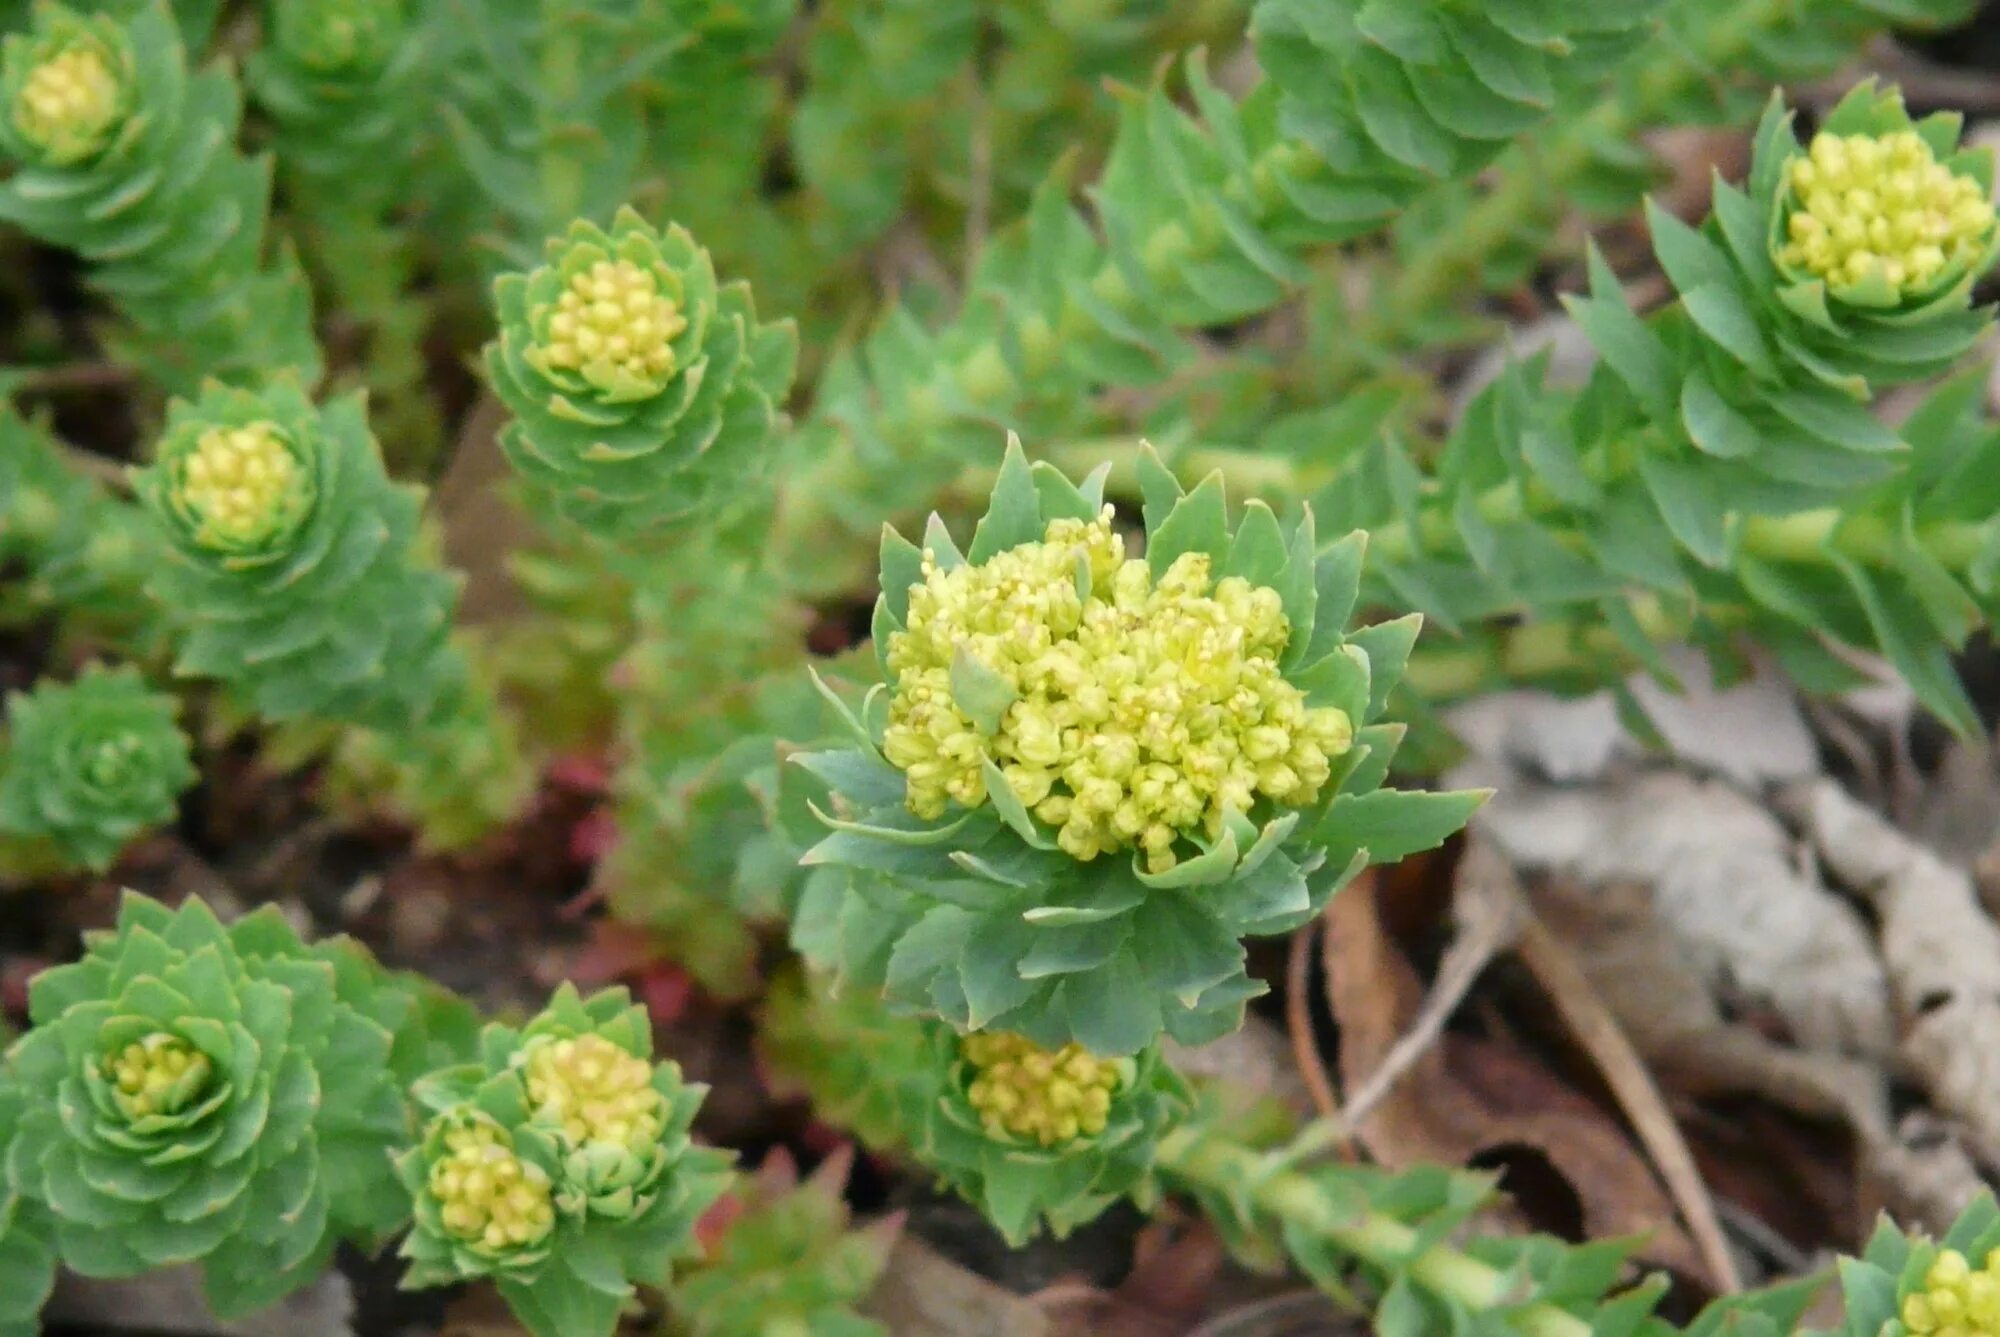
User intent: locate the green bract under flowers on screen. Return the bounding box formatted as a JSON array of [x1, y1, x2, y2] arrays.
[[488, 207, 799, 539], [131, 378, 467, 733], [0, 664, 195, 874], [0, 893, 422, 1318], [1, 5, 132, 167], [1755, 81, 1999, 390], [397, 984, 731, 1337], [792, 441, 1485, 1055], [911, 1025, 1186, 1245]]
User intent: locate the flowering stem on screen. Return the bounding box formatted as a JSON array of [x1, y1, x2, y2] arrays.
[[1156, 1128, 1593, 1337]]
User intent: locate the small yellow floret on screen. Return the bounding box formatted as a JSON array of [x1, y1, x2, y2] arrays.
[[1780, 130, 1995, 294], [882, 512, 1352, 872], [961, 1031, 1121, 1148], [103, 1032, 212, 1121], [175, 421, 307, 548], [427, 1118, 557, 1255], [12, 42, 124, 162], [521, 1033, 665, 1154], [1901, 1247, 2000, 1335], [532, 257, 687, 390]]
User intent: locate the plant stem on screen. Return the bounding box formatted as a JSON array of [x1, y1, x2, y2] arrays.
[[1156, 1128, 1593, 1337]]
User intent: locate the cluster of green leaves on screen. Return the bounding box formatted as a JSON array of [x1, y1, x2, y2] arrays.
[[768, 0, 1666, 594], [668, 1147, 897, 1337], [0, 1, 320, 391], [1313, 84, 2000, 734], [0, 406, 153, 645], [0, 894, 459, 1318], [0, 663, 194, 876]]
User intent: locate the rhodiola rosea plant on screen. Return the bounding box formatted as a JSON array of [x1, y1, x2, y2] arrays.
[[2, 0, 2000, 1332]]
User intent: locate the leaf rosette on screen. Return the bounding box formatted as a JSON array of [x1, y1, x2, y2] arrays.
[[0, 893, 419, 1318], [792, 441, 1481, 1055], [0, 1, 320, 388], [910, 1025, 1187, 1245], [131, 378, 466, 732], [397, 984, 732, 1337], [488, 206, 799, 539], [1750, 81, 1998, 391], [0, 664, 195, 873]]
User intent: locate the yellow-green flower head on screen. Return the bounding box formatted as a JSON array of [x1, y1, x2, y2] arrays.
[[424, 1113, 558, 1259], [527, 253, 688, 399], [1781, 130, 1995, 295], [960, 1031, 1125, 1147], [170, 420, 314, 553], [101, 1032, 214, 1122], [883, 511, 1353, 872], [1903, 1247, 2000, 1335], [520, 1032, 666, 1155], [6, 20, 130, 166]]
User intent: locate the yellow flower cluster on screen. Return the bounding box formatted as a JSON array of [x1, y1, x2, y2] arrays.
[[427, 1118, 557, 1256], [1903, 1247, 2000, 1335], [12, 41, 124, 162], [102, 1033, 212, 1121], [532, 257, 687, 392], [520, 1033, 665, 1154], [1781, 131, 1995, 293], [961, 1032, 1120, 1147], [883, 513, 1352, 872], [175, 422, 307, 549]]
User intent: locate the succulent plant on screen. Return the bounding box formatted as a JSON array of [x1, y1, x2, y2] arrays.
[[0, 664, 196, 874], [792, 441, 1484, 1055], [0, 0, 320, 389], [0, 893, 423, 1318], [130, 378, 469, 735], [487, 207, 799, 539], [0, 1075, 57, 1337], [397, 984, 733, 1337]]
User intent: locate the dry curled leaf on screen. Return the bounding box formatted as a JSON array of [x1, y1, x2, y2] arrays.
[[1321, 879, 1706, 1280]]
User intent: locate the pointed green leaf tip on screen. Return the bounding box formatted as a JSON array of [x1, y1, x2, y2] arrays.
[[798, 439, 1480, 1055], [0, 664, 194, 873], [396, 983, 732, 1337], [487, 206, 799, 539], [1, 892, 423, 1319]]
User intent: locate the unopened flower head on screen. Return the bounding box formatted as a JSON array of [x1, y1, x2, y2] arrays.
[[520, 1032, 665, 1155], [171, 420, 314, 552], [274, 0, 403, 70], [1900, 1246, 2000, 1334], [1781, 130, 1995, 294], [528, 252, 688, 398], [424, 1111, 557, 1260], [960, 1031, 1123, 1147], [883, 512, 1353, 871], [8, 23, 130, 165], [101, 1032, 214, 1122]]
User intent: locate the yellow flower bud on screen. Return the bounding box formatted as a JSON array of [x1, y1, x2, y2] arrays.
[[520, 1033, 665, 1156], [1780, 130, 1994, 295], [172, 421, 309, 550], [882, 512, 1352, 871], [11, 35, 126, 164], [101, 1032, 214, 1121], [426, 1118, 555, 1255], [959, 1032, 1122, 1147], [530, 256, 688, 393]]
